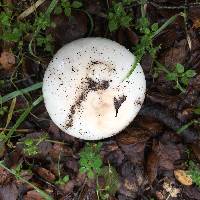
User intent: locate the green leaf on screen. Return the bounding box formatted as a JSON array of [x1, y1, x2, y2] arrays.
[[0, 12, 11, 26], [79, 167, 86, 173], [194, 107, 200, 115], [63, 6, 71, 16], [175, 63, 184, 74], [114, 3, 124, 16], [24, 138, 33, 146], [88, 170, 94, 179], [120, 15, 132, 28], [61, 0, 70, 7], [180, 76, 189, 86], [71, 1, 82, 8], [93, 158, 102, 169], [108, 19, 119, 32], [185, 69, 197, 78], [54, 5, 62, 15], [166, 72, 177, 81], [151, 23, 158, 32], [62, 175, 69, 183]]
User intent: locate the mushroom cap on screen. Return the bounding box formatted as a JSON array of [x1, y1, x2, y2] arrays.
[[43, 37, 146, 140]]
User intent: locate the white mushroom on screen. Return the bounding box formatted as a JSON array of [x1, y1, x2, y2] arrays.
[[42, 37, 146, 140]]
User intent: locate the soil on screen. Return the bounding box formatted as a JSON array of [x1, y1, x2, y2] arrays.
[[0, 0, 200, 200]]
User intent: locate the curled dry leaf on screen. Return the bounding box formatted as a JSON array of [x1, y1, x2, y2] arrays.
[[35, 167, 56, 182], [24, 190, 44, 200], [0, 183, 18, 200], [0, 51, 15, 70], [191, 143, 200, 162], [174, 169, 193, 186], [163, 180, 180, 198], [146, 150, 159, 184], [0, 167, 13, 185]]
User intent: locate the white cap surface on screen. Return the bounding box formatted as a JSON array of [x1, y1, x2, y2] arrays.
[[43, 37, 146, 140]]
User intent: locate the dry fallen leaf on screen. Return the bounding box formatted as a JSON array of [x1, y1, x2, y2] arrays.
[[24, 190, 44, 200], [0, 51, 15, 70], [163, 180, 180, 198], [174, 169, 193, 186], [193, 19, 200, 29]]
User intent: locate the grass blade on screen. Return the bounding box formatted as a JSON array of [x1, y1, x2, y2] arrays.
[[177, 120, 200, 134], [1, 82, 43, 104], [5, 97, 16, 128], [152, 13, 180, 38], [5, 95, 43, 141]]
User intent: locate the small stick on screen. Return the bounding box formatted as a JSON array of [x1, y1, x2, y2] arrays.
[[0, 128, 32, 132], [17, 0, 46, 20]]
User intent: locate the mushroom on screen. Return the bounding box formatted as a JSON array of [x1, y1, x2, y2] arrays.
[[42, 37, 146, 140]]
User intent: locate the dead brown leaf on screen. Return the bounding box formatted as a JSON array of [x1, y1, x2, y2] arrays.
[[0, 183, 18, 200], [24, 190, 44, 200], [146, 150, 159, 184], [0, 167, 13, 185], [0, 51, 15, 70], [191, 143, 200, 162], [160, 39, 188, 68], [174, 170, 192, 186], [35, 167, 55, 182]]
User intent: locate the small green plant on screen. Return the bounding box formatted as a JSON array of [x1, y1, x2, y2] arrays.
[[96, 165, 120, 200], [79, 142, 103, 179], [12, 163, 23, 179], [22, 134, 48, 156], [54, 0, 82, 16], [0, 11, 30, 42], [0, 106, 8, 116], [55, 153, 69, 185], [135, 17, 160, 63], [187, 161, 200, 188], [194, 106, 200, 115], [155, 63, 196, 93], [107, 2, 133, 32], [126, 10, 180, 78], [55, 175, 69, 185], [36, 34, 54, 53]]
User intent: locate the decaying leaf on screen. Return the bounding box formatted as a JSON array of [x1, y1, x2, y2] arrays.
[[24, 190, 44, 200], [174, 169, 193, 186], [192, 19, 200, 29], [163, 180, 180, 198], [0, 51, 15, 70]]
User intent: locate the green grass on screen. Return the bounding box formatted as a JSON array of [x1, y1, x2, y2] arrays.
[[1, 82, 43, 104], [188, 161, 200, 188], [0, 95, 43, 142]]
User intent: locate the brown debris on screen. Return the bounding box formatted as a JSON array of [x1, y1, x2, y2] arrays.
[[0, 51, 15, 70], [35, 167, 56, 182], [24, 190, 44, 200], [174, 169, 193, 186]]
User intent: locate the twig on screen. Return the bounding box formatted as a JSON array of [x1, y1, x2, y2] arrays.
[[149, 1, 200, 9], [139, 105, 199, 143], [0, 128, 32, 132], [17, 0, 46, 20]]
